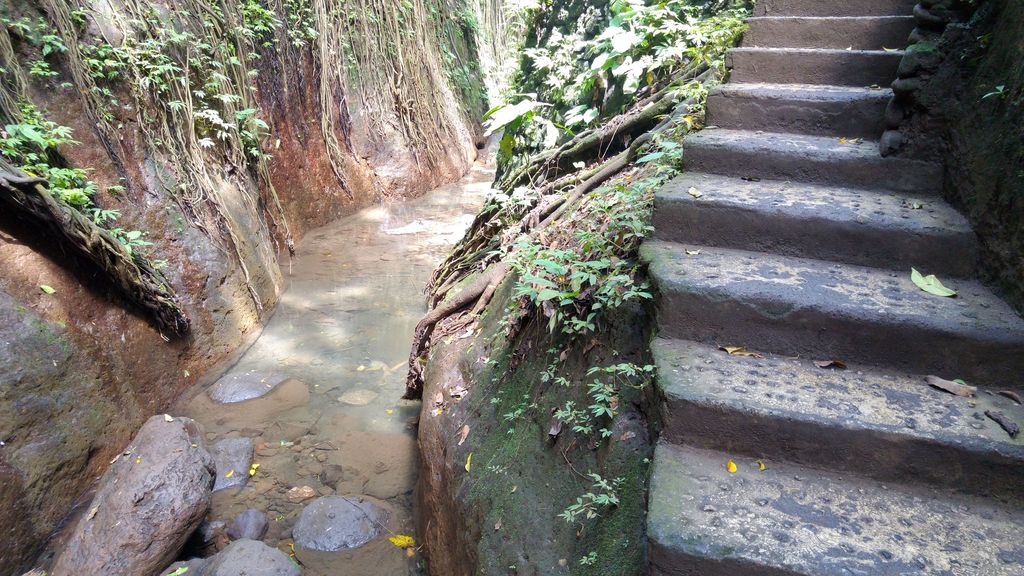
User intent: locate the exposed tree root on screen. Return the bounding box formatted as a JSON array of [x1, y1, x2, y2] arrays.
[[405, 262, 510, 399], [0, 159, 190, 336]]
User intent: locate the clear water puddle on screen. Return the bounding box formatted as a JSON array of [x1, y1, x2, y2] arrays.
[[174, 161, 493, 574]]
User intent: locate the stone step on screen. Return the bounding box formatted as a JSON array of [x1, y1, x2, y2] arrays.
[[652, 338, 1024, 499], [647, 442, 1024, 576], [728, 47, 903, 86], [641, 241, 1024, 386], [652, 173, 977, 276], [744, 16, 916, 50], [754, 0, 918, 17], [683, 129, 942, 193], [706, 83, 891, 139]]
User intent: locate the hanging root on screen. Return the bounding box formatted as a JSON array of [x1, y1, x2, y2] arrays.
[[0, 159, 189, 336], [404, 262, 510, 399]]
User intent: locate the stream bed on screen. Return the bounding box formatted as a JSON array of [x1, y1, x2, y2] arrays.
[[172, 160, 493, 575]]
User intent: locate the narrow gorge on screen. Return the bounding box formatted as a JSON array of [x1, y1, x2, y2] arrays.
[[2, 1, 1023, 575]]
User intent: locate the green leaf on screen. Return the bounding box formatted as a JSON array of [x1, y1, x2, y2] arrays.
[[911, 268, 957, 297], [39, 284, 56, 295], [635, 151, 664, 164], [537, 289, 561, 302], [167, 568, 189, 576]]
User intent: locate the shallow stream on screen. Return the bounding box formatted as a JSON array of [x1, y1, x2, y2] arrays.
[[172, 160, 493, 574]]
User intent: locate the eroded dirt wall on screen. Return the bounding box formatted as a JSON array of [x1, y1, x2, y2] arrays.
[[0, 0, 501, 571]]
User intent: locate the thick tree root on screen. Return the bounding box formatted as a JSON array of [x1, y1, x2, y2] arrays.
[[404, 262, 510, 399], [0, 159, 190, 336]]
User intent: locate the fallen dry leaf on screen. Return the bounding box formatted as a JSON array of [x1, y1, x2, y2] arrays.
[[687, 186, 703, 198], [465, 452, 472, 473], [620, 430, 636, 442], [163, 414, 174, 422], [926, 375, 976, 397], [548, 417, 563, 439], [457, 425, 470, 446], [997, 390, 1023, 405], [433, 391, 444, 406], [685, 249, 701, 256], [726, 460, 737, 474], [494, 519, 502, 531], [814, 360, 847, 370], [388, 534, 415, 549], [719, 346, 763, 358], [757, 460, 766, 471]]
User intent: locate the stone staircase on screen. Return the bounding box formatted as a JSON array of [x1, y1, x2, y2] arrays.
[[643, 1, 1024, 574]]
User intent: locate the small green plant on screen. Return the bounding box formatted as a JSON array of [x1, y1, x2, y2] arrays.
[[559, 472, 623, 524]]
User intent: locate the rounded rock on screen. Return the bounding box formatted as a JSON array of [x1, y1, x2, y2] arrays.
[[293, 496, 388, 551]]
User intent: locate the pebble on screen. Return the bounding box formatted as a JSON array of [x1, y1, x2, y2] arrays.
[[286, 486, 317, 503]]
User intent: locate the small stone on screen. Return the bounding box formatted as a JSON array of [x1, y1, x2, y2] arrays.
[[210, 438, 254, 492], [228, 509, 268, 541], [287, 486, 317, 503]]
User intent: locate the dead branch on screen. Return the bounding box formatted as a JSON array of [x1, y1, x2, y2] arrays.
[[0, 158, 190, 336]]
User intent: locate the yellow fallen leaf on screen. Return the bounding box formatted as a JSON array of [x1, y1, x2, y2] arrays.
[[726, 460, 737, 474], [134, 457, 142, 464], [249, 463, 260, 477], [685, 249, 701, 256], [389, 534, 416, 549], [406, 547, 415, 557], [465, 453, 473, 472], [225, 469, 235, 478], [386, 409, 394, 415], [757, 460, 766, 471]]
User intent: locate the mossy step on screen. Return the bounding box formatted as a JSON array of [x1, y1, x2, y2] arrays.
[[706, 82, 892, 138], [641, 240, 1024, 386], [728, 47, 903, 86], [653, 172, 977, 276], [683, 128, 942, 193], [743, 16, 916, 50], [647, 442, 1024, 576], [652, 337, 1024, 499]]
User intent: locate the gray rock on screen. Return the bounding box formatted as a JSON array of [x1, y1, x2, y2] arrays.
[[880, 130, 906, 157], [205, 539, 300, 576], [292, 496, 388, 551], [320, 464, 345, 490], [50, 416, 215, 576], [228, 508, 268, 540], [210, 437, 253, 491], [209, 370, 290, 403]]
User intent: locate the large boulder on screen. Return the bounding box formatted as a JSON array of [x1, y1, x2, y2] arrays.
[[50, 415, 216, 576], [292, 496, 388, 552], [210, 437, 253, 491], [204, 539, 301, 576]]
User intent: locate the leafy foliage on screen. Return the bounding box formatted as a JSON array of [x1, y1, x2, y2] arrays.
[[0, 103, 148, 251]]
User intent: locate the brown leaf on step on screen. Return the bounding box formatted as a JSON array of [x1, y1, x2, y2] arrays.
[[548, 416, 563, 438], [457, 424, 470, 446], [559, 349, 568, 362], [494, 519, 502, 531], [433, 391, 444, 406], [687, 186, 703, 198], [997, 390, 1023, 405], [814, 360, 847, 370], [926, 375, 977, 397], [719, 346, 764, 358], [985, 410, 1020, 438], [620, 430, 636, 442]]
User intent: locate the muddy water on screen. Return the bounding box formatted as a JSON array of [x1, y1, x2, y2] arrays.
[[174, 162, 493, 574]]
